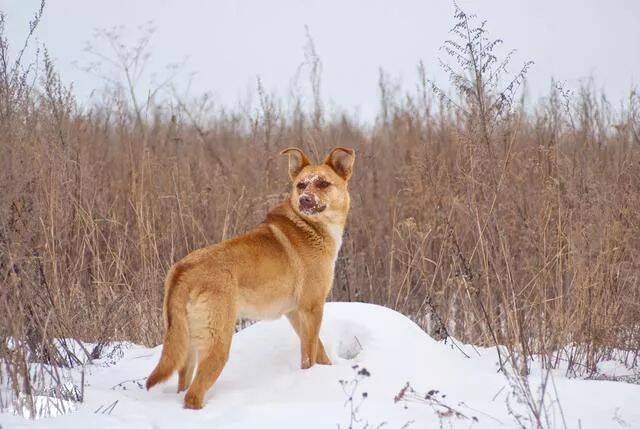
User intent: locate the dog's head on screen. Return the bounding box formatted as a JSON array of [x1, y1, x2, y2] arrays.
[[281, 147, 355, 223]]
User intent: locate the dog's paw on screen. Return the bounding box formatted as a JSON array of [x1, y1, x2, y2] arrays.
[[316, 355, 332, 365], [184, 392, 204, 410], [301, 357, 313, 369]]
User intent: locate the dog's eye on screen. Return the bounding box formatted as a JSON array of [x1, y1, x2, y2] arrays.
[[296, 182, 307, 190], [317, 180, 330, 189]]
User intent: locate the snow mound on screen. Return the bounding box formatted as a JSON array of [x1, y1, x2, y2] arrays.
[[2, 303, 639, 428]]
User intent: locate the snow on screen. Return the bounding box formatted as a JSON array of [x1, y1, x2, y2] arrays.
[[2, 302, 639, 428]]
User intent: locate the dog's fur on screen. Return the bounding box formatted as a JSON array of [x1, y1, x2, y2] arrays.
[[145, 147, 355, 409]]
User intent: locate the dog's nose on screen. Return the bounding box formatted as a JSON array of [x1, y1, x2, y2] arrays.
[[299, 195, 315, 211]]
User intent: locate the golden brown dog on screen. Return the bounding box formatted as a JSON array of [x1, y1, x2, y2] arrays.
[[146, 147, 355, 409]]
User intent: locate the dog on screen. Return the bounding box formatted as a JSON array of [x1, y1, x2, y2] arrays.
[[145, 146, 355, 409]]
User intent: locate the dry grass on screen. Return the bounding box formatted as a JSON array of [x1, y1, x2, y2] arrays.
[[1, 3, 639, 421]]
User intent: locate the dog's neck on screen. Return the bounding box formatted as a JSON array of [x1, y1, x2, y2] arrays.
[[267, 200, 345, 253]]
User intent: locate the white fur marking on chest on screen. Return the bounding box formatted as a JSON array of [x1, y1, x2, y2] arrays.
[[327, 224, 344, 268]]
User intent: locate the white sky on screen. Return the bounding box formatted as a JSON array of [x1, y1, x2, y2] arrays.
[[2, 0, 640, 120]]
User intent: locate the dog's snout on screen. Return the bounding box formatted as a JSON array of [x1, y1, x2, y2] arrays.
[[299, 194, 315, 210]]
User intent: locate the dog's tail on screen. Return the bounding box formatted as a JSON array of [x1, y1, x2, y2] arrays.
[[146, 263, 191, 390]]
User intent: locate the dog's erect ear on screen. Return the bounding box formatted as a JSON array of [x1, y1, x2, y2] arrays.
[[324, 147, 355, 180], [280, 147, 311, 180]]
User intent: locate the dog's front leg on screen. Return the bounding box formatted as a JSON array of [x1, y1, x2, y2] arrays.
[[287, 310, 331, 367], [297, 304, 325, 369]]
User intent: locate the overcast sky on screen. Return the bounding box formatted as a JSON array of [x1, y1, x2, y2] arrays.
[[2, 0, 639, 120]]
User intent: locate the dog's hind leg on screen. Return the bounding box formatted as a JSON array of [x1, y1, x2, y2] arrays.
[[184, 328, 233, 409], [177, 346, 197, 393], [183, 291, 235, 410]]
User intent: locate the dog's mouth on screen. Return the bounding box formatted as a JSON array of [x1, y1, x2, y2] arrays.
[[299, 203, 326, 215]]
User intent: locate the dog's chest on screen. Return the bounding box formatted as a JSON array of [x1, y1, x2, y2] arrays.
[[326, 224, 343, 270]]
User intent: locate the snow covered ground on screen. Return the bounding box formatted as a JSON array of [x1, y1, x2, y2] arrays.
[[1, 303, 639, 428]]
